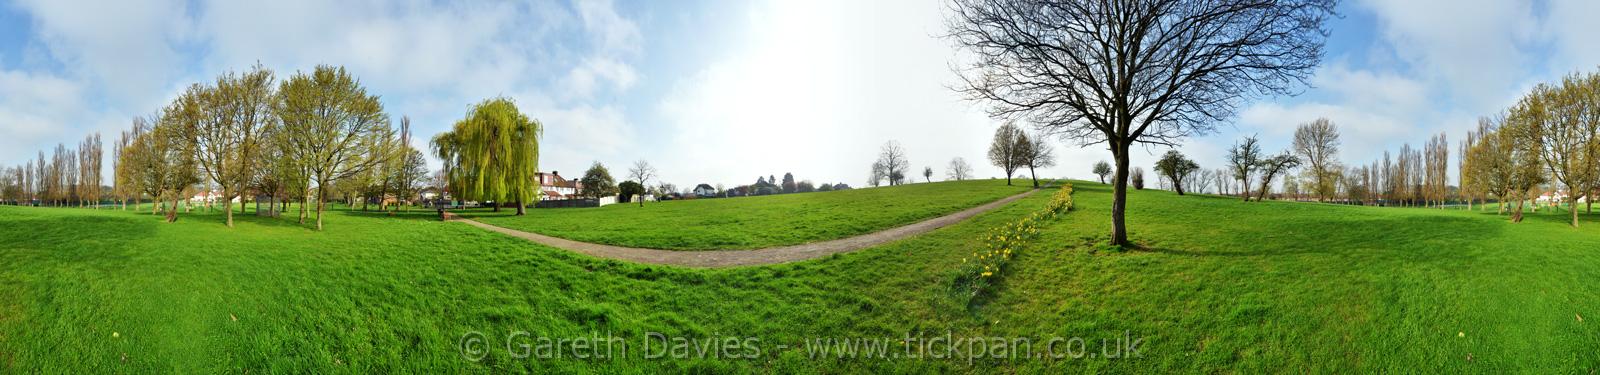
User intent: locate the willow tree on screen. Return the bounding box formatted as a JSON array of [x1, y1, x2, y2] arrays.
[[431, 97, 542, 215], [946, 0, 1335, 246], [275, 65, 393, 230]]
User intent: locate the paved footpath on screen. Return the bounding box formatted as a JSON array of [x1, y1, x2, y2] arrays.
[[447, 187, 1043, 268]]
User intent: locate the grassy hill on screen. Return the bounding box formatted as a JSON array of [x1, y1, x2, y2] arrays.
[[460, 179, 1032, 250], [0, 181, 1596, 372]]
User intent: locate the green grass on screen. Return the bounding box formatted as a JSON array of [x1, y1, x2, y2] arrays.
[[459, 179, 1033, 250], [1, 181, 1598, 372]]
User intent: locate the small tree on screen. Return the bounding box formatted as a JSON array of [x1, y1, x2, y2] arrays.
[[987, 121, 1024, 185], [1131, 167, 1145, 190], [875, 141, 910, 186], [1092, 161, 1112, 184], [946, 157, 973, 181], [1227, 135, 1263, 201], [580, 162, 618, 199], [1154, 150, 1200, 195], [922, 166, 933, 183], [628, 160, 657, 206], [1255, 152, 1301, 202], [1017, 132, 1056, 187], [618, 180, 644, 203], [781, 172, 797, 193]]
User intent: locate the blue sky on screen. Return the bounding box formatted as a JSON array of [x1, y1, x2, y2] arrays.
[[2, 0, 1598, 189]]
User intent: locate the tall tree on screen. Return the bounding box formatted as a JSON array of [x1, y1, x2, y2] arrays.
[[1522, 72, 1600, 226], [629, 160, 657, 206], [190, 67, 276, 226], [275, 65, 394, 230], [129, 107, 201, 222], [986, 122, 1024, 185], [946, 157, 974, 181], [430, 97, 542, 215], [77, 133, 102, 208], [1293, 118, 1341, 202], [1227, 135, 1263, 201], [946, 0, 1335, 246], [1154, 150, 1200, 195], [1499, 111, 1549, 222], [1424, 132, 1450, 208]]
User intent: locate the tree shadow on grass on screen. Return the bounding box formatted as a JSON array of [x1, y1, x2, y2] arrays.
[[327, 207, 450, 222], [0, 215, 158, 262], [1131, 215, 1504, 261]]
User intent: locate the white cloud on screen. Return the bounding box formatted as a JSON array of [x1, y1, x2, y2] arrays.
[[1357, 0, 1537, 110], [10, 0, 189, 110]]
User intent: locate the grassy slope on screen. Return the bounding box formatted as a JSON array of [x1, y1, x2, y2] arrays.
[[460, 179, 1032, 250], [1, 182, 1597, 372]]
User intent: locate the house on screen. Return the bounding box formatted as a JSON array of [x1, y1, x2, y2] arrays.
[[693, 184, 717, 198], [189, 191, 239, 205], [536, 171, 583, 200], [1537, 190, 1589, 205]]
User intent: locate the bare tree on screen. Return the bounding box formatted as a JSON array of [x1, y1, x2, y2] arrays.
[[987, 121, 1025, 185], [946, 0, 1335, 246], [1227, 135, 1262, 201], [1255, 152, 1300, 202], [1131, 167, 1145, 190], [1293, 118, 1341, 201], [628, 159, 657, 207], [1017, 131, 1056, 187], [946, 157, 974, 181], [875, 140, 910, 186]]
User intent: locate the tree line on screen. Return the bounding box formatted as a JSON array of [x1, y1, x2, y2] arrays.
[[1132, 68, 1600, 228], [0, 134, 103, 208], [2, 64, 431, 230]]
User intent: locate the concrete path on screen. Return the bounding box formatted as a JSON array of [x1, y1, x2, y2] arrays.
[[447, 188, 1041, 268]]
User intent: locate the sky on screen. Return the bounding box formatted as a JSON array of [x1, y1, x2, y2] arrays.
[[2, 0, 1598, 190]]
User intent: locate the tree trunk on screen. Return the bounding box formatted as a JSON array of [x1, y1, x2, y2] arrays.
[[1240, 178, 1251, 202], [316, 190, 326, 231], [515, 200, 526, 215], [1028, 165, 1038, 187], [1572, 198, 1581, 227], [298, 190, 308, 224], [1110, 142, 1131, 247], [224, 193, 233, 227]]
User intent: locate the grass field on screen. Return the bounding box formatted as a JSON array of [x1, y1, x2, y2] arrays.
[[460, 179, 1033, 249], [2, 181, 1598, 372]]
